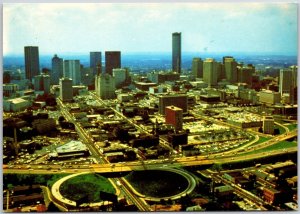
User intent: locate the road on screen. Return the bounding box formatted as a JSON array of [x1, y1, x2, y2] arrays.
[[211, 173, 268, 210], [4, 146, 297, 174], [56, 98, 105, 163], [89, 92, 173, 151], [57, 97, 151, 211]]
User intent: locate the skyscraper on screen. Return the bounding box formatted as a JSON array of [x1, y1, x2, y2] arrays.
[[203, 58, 218, 87], [90, 52, 102, 76], [24, 46, 40, 81], [113, 68, 127, 89], [238, 64, 255, 86], [224, 56, 238, 83], [95, 73, 116, 99], [64, 60, 81, 85], [279, 66, 297, 104], [51, 54, 64, 85], [192, 58, 203, 79], [34, 74, 50, 94], [172, 32, 181, 73], [105, 51, 121, 75]]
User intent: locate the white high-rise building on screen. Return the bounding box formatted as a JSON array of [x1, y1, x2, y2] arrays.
[[95, 73, 116, 99], [113, 68, 127, 88], [60, 78, 73, 102], [203, 58, 218, 87], [64, 60, 81, 85]]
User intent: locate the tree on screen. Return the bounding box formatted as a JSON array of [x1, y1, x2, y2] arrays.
[[211, 163, 223, 172], [47, 202, 60, 212]]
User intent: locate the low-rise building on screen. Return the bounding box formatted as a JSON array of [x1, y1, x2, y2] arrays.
[[134, 82, 157, 91], [263, 116, 274, 134], [263, 187, 281, 204], [105, 152, 124, 163], [227, 113, 262, 128], [259, 90, 281, 105], [3, 83, 19, 97], [3, 98, 32, 112], [49, 140, 90, 160]]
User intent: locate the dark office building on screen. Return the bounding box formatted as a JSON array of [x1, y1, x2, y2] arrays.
[[51, 54, 63, 85], [24, 46, 40, 81], [90, 52, 102, 76], [105, 51, 121, 75], [172, 32, 181, 73], [158, 94, 188, 115]]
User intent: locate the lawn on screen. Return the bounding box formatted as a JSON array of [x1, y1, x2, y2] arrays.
[[275, 125, 286, 135], [249, 136, 271, 147], [286, 123, 298, 131], [125, 170, 189, 198], [60, 173, 115, 203], [237, 140, 297, 156]]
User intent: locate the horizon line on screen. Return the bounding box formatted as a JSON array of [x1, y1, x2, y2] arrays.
[[3, 51, 298, 57]]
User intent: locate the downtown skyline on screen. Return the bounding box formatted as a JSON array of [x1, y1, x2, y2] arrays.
[[3, 3, 298, 56]]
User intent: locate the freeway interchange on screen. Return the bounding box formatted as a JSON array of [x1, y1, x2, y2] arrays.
[[3, 92, 297, 211]]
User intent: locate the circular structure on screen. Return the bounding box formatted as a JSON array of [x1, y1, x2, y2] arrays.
[[51, 172, 118, 208], [60, 173, 115, 203], [125, 168, 196, 202]]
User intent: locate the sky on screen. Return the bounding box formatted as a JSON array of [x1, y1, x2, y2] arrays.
[[3, 3, 298, 56]]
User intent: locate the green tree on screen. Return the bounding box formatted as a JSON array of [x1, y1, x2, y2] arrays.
[[211, 163, 223, 172]]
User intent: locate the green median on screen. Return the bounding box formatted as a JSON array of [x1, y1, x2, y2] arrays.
[[237, 140, 297, 156]]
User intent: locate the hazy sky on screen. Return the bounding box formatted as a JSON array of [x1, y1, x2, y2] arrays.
[[3, 3, 298, 55]]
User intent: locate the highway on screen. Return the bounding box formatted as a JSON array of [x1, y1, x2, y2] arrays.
[[5, 95, 297, 211], [4, 146, 297, 174], [114, 177, 151, 211], [57, 97, 152, 211]]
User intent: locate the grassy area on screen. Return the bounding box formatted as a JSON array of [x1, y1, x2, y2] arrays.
[[238, 140, 297, 157], [249, 136, 271, 147], [3, 174, 70, 189], [60, 173, 115, 203], [125, 170, 189, 198], [275, 125, 286, 135], [287, 123, 298, 131]]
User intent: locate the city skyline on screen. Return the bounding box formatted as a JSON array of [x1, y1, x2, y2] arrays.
[[3, 3, 298, 56]]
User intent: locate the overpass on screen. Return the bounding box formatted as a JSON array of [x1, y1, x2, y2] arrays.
[[3, 146, 297, 175]]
